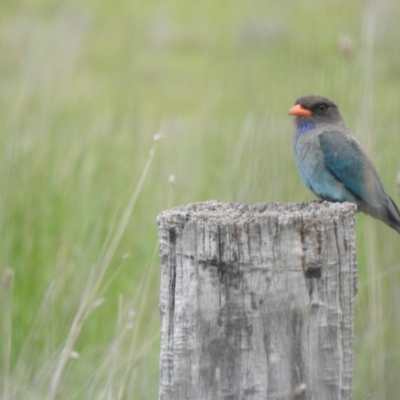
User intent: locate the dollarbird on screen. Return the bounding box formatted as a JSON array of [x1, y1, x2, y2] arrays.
[[289, 95, 400, 234]]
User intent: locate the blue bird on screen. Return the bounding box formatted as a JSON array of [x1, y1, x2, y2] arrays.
[[289, 95, 400, 234]]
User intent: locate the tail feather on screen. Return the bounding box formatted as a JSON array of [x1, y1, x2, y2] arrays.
[[361, 195, 400, 235]]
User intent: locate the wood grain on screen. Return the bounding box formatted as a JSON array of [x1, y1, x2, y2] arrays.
[[158, 201, 357, 400]]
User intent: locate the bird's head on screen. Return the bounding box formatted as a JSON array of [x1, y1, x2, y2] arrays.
[[289, 95, 344, 132]]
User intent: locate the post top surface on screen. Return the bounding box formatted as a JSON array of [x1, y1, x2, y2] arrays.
[[158, 200, 357, 225]]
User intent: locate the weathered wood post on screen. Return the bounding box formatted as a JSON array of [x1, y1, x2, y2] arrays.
[[157, 200, 357, 400]]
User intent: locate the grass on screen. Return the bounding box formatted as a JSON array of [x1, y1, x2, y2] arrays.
[[1, 0, 400, 398]]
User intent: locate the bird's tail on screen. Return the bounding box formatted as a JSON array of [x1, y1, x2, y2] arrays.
[[363, 196, 400, 235]]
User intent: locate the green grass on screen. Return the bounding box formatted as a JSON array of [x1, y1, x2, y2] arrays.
[[1, 0, 400, 398]]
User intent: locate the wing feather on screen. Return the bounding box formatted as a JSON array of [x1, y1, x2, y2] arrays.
[[319, 131, 385, 208]]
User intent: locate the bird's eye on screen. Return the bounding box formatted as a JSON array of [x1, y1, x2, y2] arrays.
[[316, 104, 328, 113]]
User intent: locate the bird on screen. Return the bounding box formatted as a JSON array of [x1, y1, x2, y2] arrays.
[[288, 95, 400, 235]]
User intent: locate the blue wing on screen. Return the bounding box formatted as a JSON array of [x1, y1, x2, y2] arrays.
[[319, 131, 384, 208]]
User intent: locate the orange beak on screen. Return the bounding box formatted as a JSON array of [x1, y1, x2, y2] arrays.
[[288, 104, 312, 117]]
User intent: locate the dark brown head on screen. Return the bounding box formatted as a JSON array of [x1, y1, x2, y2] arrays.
[[289, 95, 344, 127]]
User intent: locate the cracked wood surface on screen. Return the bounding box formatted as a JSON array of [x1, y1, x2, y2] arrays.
[[158, 201, 357, 400]]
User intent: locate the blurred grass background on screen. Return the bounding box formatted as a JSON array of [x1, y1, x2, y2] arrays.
[[1, 0, 400, 398]]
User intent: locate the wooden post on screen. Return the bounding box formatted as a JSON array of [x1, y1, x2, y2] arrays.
[[157, 201, 357, 400]]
